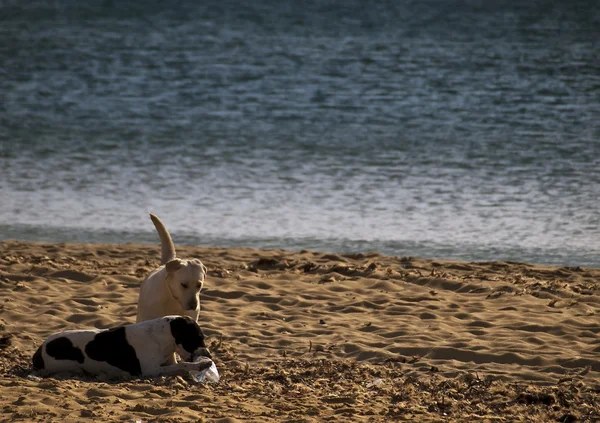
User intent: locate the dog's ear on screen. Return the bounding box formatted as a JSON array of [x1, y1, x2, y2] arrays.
[[201, 264, 208, 277], [165, 259, 183, 273]]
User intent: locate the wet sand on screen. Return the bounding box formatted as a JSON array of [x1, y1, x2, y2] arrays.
[[0, 240, 598, 422]]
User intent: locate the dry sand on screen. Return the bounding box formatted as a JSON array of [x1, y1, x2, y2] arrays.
[[0, 240, 599, 422]]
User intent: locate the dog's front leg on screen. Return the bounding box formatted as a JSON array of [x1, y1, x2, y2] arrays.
[[163, 353, 177, 365], [149, 358, 213, 378]]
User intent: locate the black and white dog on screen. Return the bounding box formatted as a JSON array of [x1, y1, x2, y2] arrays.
[[32, 316, 212, 378]]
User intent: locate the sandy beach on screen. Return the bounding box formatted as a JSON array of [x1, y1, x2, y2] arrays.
[[0, 240, 598, 422]]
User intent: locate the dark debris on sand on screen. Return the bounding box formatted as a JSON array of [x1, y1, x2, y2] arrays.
[[1, 345, 599, 422], [207, 358, 600, 422]]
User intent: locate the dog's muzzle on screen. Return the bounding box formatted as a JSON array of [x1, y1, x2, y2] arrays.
[[193, 347, 212, 360], [186, 299, 198, 311]]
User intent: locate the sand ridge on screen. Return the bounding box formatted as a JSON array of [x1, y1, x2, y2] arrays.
[[0, 240, 599, 422]]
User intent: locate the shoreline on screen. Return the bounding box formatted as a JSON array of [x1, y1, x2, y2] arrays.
[[3, 224, 599, 269], [0, 240, 599, 421]]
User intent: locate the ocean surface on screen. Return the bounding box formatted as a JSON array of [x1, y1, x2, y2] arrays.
[[1, 0, 599, 267]]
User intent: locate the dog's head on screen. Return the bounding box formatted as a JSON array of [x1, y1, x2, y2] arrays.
[[165, 258, 206, 313], [169, 316, 211, 361]]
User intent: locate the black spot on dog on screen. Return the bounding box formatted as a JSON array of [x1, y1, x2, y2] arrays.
[[170, 316, 207, 355], [85, 327, 141, 376], [46, 337, 85, 363], [32, 345, 45, 370]]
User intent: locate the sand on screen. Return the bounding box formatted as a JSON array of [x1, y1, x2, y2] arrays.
[[0, 240, 598, 422]]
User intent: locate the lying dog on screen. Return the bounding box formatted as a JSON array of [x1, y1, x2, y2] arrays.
[[137, 214, 207, 323], [32, 316, 212, 378]]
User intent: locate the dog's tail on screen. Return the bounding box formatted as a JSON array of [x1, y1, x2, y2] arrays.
[[149, 213, 176, 265]]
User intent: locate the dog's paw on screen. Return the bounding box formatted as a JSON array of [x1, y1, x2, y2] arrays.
[[192, 358, 213, 372]]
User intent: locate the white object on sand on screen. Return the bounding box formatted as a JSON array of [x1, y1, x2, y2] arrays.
[[189, 360, 220, 384]]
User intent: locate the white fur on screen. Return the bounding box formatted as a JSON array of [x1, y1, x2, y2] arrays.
[[137, 214, 207, 323]]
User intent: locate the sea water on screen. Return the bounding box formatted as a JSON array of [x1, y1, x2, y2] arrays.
[[1, 0, 599, 266]]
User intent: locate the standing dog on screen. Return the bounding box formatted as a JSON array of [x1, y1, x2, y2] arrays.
[[137, 214, 207, 323], [32, 316, 212, 378]]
